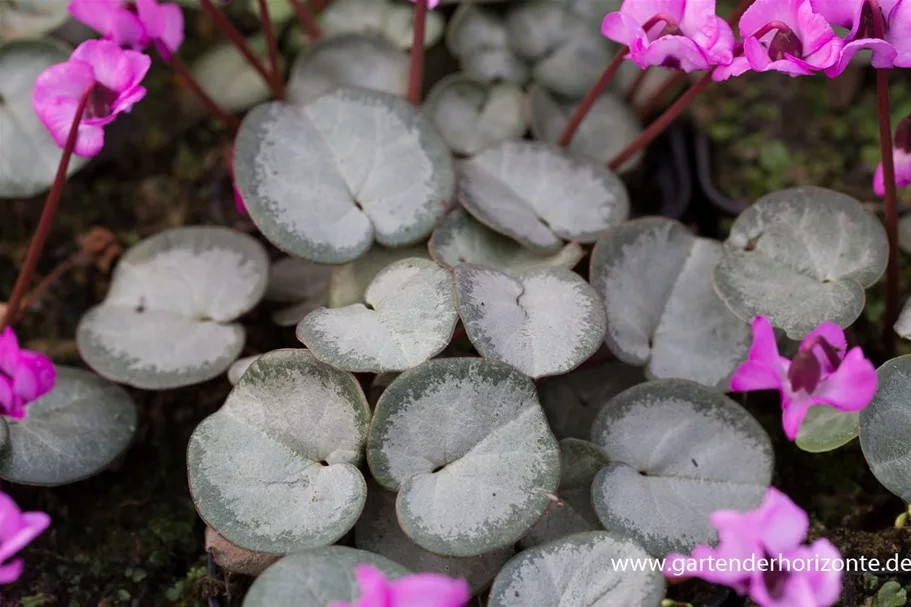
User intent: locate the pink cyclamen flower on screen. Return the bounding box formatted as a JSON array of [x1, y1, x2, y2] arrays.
[[33, 39, 150, 158], [874, 113, 911, 196], [811, 0, 911, 76], [601, 0, 735, 72], [329, 564, 470, 607], [665, 487, 842, 607], [0, 491, 50, 584], [69, 0, 184, 56], [729, 316, 877, 440], [713, 0, 843, 80], [0, 328, 55, 420]]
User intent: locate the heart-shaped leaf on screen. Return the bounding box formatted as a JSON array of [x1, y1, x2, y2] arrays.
[[0, 1, 70, 40], [297, 258, 458, 372], [590, 218, 752, 388], [191, 35, 275, 114], [505, 2, 613, 98], [713, 187, 888, 340], [265, 256, 332, 327], [330, 244, 432, 308], [320, 0, 444, 49], [424, 75, 529, 156], [455, 265, 606, 378], [0, 367, 138, 486], [457, 141, 629, 253], [234, 90, 454, 264], [860, 355, 911, 502], [591, 379, 773, 556], [445, 4, 530, 84], [77, 227, 268, 389], [520, 439, 608, 549], [243, 546, 410, 607], [286, 34, 408, 107], [429, 208, 584, 276], [446, 3, 510, 60], [488, 531, 666, 607], [367, 358, 560, 557], [356, 481, 514, 592], [795, 405, 859, 453], [538, 360, 644, 440], [0, 39, 88, 198], [187, 349, 371, 553], [529, 85, 642, 172]]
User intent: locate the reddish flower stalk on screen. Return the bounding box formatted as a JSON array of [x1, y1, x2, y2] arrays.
[[609, 71, 713, 170], [0, 90, 91, 331], [309, 0, 326, 13], [407, 0, 428, 105], [198, 0, 283, 99], [870, 0, 899, 355], [558, 47, 627, 147], [289, 0, 322, 40], [161, 45, 239, 131], [256, 0, 284, 99]]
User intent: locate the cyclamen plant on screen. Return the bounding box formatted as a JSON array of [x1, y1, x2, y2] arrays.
[[1, 0, 911, 603]]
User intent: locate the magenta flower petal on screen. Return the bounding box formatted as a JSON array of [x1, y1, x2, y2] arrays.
[[601, 11, 643, 47], [874, 144, 911, 197], [634, 36, 713, 70], [408, 0, 440, 8], [751, 487, 810, 553], [137, 0, 185, 56], [602, 0, 733, 72], [730, 315, 787, 392], [33, 40, 150, 158], [13, 352, 56, 403], [389, 572, 471, 607], [233, 186, 247, 214], [0, 328, 56, 419], [811, 347, 877, 412], [713, 56, 752, 80], [664, 487, 840, 607], [68, 0, 147, 49], [0, 492, 50, 585], [329, 565, 470, 607], [0, 559, 24, 584], [70, 40, 150, 95], [736, 0, 841, 77], [781, 393, 812, 440]]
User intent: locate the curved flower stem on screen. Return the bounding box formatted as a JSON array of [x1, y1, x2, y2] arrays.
[[199, 0, 283, 99], [163, 48, 240, 132], [407, 0, 428, 105], [289, 0, 322, 40], [257, 0, 284, 99], [0, 90, 91, 331], [558, 47, 627, 147], [609, 71, 712, 170], [877, 68, 899, 355]]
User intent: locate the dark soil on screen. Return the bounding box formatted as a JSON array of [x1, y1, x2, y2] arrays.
[[2, 8, 910, 606]]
